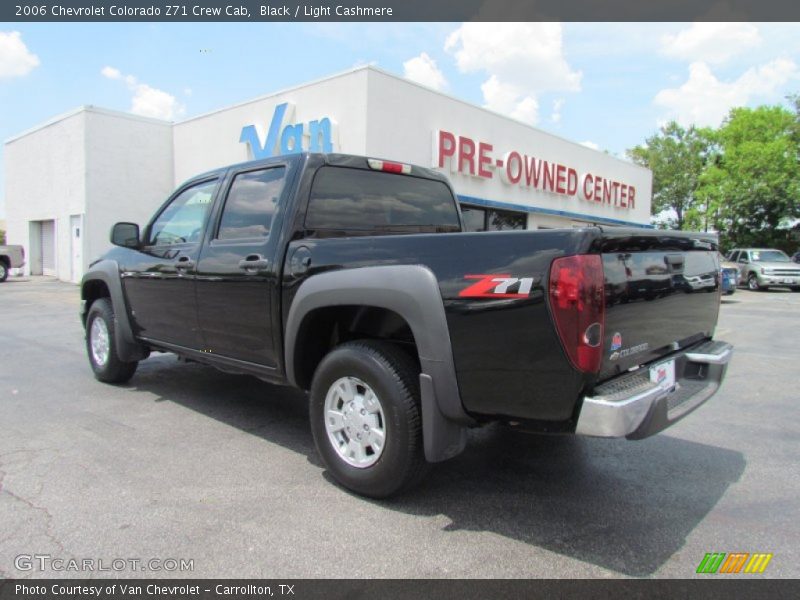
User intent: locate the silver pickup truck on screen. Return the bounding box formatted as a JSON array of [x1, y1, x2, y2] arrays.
[[0, 244, 25, 282]]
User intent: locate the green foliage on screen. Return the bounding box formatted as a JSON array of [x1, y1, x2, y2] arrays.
[[0, 229, 6, 245], [627, 122, 712, 229], [699, 105, 799, 251], [628, 99, 800, 252]]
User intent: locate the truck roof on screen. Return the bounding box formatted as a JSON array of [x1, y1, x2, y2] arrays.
[[183, 153, 450, 187]]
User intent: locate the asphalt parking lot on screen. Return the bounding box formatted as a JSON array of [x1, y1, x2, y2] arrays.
[[1, 278, 798, 579]]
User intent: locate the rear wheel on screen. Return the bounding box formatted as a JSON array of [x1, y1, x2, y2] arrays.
[[0, 261, 8, 283], [85, 298, 138, 384], [309, 340, 429, 498]]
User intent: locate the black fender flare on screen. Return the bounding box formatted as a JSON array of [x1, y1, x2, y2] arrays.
[[285, 265, 469, 462], [81, 260, 148, 363]]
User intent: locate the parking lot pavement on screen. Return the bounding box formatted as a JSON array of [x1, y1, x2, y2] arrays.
[[0, 278, 798, 579]]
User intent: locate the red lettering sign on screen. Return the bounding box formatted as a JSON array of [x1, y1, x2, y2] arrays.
[[437, 130, 456, 168], [434, 130, 638, 210]]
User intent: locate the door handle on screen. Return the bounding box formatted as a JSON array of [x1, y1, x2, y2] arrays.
[[175, 256, 195, 270], [238, 255, 270, 271]]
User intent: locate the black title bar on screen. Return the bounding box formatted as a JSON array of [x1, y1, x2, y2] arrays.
[[2, 0, 800, 22]]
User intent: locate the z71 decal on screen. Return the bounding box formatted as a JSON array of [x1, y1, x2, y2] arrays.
[[459, 274, 535, 298]]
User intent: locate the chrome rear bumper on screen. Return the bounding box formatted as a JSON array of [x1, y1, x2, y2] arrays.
[[576, 340, 733, 439]]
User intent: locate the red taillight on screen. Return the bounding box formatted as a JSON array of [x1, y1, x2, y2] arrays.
[[367, 158, 412, 174], [548, 254, 605, 373]]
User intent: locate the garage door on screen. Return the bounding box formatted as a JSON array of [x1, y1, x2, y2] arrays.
[[41, 220, 56, 276]]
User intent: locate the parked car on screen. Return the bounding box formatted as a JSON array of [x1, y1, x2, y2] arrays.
[[0, 244, 25, 282], [726, 248, 800, 291], [80, 153, 733, 497], [719, 254, 739, 295]]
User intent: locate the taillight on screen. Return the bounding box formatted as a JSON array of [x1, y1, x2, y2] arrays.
[[548, 254, 605, 373], [367, 158, 412, 174]]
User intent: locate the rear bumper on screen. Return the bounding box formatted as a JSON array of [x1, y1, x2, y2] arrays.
[[576, 340, 732, 439]]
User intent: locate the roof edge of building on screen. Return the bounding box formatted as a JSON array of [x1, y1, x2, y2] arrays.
[[362, 65, 651, 174], [5, 105, 171, 145], [6, 64, 650, 175], [176, 65, 373, 126]]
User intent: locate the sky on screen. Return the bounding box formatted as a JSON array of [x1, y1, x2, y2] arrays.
[[1, 22, 799, 219]]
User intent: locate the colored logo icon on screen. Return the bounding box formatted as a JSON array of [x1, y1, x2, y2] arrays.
[[696, 552, 773, 574], [610, 332, 622, 351]]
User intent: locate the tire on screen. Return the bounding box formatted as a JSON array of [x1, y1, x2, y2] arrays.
[[747, 273, 765, 291], [309, 340, 429, 498], [0, 261, 8, 283], [85, 298, 138, 384], [792, 287, 800, 293]]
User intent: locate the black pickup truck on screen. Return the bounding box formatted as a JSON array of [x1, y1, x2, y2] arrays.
[[81, 153, 732, 497]]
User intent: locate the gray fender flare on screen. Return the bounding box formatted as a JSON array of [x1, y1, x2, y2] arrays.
[[285, 265, 469, 462], [81, 260, 148, 363]]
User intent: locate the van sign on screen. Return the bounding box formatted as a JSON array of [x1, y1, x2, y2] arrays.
[[240, 102, 337, 159]]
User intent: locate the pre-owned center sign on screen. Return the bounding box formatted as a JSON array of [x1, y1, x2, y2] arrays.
[[434, 130, 637, 210]]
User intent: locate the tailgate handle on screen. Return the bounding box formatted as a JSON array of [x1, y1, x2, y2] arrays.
[[664, 254, 684, 270]]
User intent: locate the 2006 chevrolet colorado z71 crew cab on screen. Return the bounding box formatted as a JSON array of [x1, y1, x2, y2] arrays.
[[81, 153, 732, 497]]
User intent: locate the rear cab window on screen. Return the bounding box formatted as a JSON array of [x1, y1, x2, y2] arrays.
[[305, 166, 461, 233]]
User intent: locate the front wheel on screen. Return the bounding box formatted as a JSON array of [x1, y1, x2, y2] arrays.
[[309, 340, 429, 498], [85, 298, 138, 384], [0, 261, 8, 283], [748, 273, 765, 291]]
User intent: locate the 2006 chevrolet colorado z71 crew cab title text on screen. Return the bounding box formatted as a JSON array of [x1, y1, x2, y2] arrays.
[[81, 153, 732, 497]]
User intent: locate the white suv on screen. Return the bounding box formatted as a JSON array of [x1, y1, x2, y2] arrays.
[[726, 248, 800, 291]]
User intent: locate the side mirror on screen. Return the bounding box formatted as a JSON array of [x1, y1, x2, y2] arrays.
[[110, 222, 140, 249]]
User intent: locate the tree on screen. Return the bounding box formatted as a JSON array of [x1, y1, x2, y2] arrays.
[[789, 94, 800, 145], [627, 122, 712, 229], [698, 105, 799, 250]]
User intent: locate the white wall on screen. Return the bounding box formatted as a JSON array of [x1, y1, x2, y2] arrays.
[[4, 110, 87, 280], [84, 110, 174, 268], [364, 68, 652, 227], [173, 69, 370, 185], [4, 108, 174, 282]]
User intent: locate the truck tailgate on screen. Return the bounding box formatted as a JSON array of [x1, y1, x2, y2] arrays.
[[597, 229, 721, 382]]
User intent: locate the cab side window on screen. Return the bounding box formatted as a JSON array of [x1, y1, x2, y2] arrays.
[[149, 180, 217, 246], [217, 167, 286, 241]]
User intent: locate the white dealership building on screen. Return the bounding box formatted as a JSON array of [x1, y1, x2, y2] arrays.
[[4, 66, 652, 283]]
